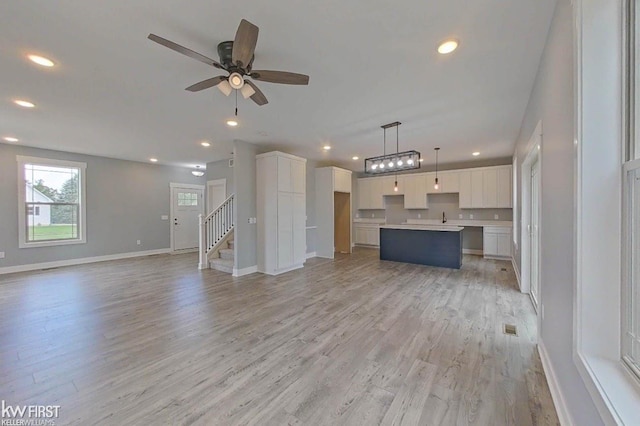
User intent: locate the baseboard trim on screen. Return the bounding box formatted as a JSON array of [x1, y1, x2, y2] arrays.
[[0, 248, 172, 275], [232, 265, 258, 277], [462, 249, 483, 256], [538, 342, 574, 426], [511, 256, 522, 290], [305, 252, 317, 259]]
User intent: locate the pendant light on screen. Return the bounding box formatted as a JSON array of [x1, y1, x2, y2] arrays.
[[364, 122, 421, 174], [434, 147, 440, 190], [394, 124, 399, 192]]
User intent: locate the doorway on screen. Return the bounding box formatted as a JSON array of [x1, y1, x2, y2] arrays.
[[170, 184, 204, 252], [520, 121, 542, 312], [207, 179, 227, 214], [334, 192, 351, 253]]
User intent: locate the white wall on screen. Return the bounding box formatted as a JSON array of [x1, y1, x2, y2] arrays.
[[0, 143, 204, 269], [512, 0, 603, 424]]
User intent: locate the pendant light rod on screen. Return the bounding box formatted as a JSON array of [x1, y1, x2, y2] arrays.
[[434, 147, 441, 190]]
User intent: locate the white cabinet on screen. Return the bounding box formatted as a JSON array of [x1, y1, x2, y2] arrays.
[[257, 151, 307, 275], [483, 226, 511, 259], [334, 168, 352, 193], [403, 174, 428, 209], [354, 224, 380, 246], [426, 171, 459, 194], [357, 178, 384, 209], [459, 166, 511, 209]]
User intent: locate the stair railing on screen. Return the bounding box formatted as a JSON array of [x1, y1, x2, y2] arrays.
[[199, 194, 234, 269]]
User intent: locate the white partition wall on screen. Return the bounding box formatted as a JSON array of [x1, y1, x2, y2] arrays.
[[316, 167, 352, 259], [256, 152, 306, 275]]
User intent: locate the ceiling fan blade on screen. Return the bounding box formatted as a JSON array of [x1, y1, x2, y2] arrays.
[[250, 70, 309, 85], [232, 19, 259, 69], [245, 80, 268, 106], [148, 34, 223, 69], [185, 76, 227, 92]]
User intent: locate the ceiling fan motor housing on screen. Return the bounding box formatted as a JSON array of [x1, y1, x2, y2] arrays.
[[217, 41, 254, 71]]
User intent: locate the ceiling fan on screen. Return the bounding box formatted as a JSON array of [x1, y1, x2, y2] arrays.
[[148, 19, 309, 106]]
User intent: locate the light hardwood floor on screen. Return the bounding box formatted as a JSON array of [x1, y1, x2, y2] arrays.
[[0, 249, 558, 425]]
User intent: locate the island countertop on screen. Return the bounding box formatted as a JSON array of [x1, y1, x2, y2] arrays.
[[380, 224, 464, 232]]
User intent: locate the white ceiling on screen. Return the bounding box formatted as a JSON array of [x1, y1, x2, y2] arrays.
[[0, 0, 557, 171]]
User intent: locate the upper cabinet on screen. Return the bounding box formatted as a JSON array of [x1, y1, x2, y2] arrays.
[[357, 165, 512, 210], [403, 174, 428, 209], [278, 155, 306, 194], [459, 165, 512, 209], [357, 178, 384, 209], [333, 168, 352, 193]]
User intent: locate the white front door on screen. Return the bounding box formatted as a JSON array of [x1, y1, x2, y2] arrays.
[[172, 187, 203, 251], [530, 158, 541, 308], [207, 179, 227, 214]]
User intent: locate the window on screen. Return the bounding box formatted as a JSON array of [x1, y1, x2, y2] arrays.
[[177, 192, 198, 206], [17, 156, 87, 248]]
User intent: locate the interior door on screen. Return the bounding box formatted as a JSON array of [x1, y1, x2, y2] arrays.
[[172, 187, 203, 251], [530, 159, 541, 307], [207, 179, 226, 214]]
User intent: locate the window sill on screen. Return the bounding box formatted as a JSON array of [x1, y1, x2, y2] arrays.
[[19, 238, 87, 249], [574, 352, 640, 424]]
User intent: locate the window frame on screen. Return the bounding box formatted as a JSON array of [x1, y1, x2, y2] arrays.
[[17, 155, 87, 248], [623, 158, 640, 380]]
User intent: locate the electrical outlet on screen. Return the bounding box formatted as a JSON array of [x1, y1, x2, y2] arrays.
[[371, 213, 374, 218], [161, 215, 169, 220], [458, 214, 463, 219], [470, 214, 474, 219], [0, 251, 4, 259], [494, 214, 499, 220], [136, 240, 141, 245], [418, 213, 421, 219], [355, 213, 360, 218]]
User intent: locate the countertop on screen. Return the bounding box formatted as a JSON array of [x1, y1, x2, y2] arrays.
[[405, 219, 512, 228], [380, 224, 464, 232]]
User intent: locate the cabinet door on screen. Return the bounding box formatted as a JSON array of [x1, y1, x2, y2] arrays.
[[381, 176, 398, 195], [354, 227, 366, 244], [497, 233, 511, 257], [497, 167, 512, 208], [442, 171, 460, 193], [483, 169, 498, 208], [334, 169, 351, 193], [292, 193, 306, 265], [369, 178, 385, 209], [459, 171, 472, 208], [471, 170, 484, 208], [357, 179, 370, 209], [277, 192, 293, 269], [291, 160, 306, 194], [277, 157, 292, 193], [483, 232, 498, 256], [364, 228, 376, 245], [404, 174, 427, 209]]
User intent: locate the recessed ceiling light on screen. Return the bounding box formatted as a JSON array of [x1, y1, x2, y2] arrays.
[[14, 100, 35, 108], [3, 137, 19, 142], [27, 54, 55, 67], [323, 145, 331, 150], [149, 158, 158, 162], [226, 119, 238, 127], [352, 156, 359, 160], [200, 141, 211, 147], [472, 152, 480, 156], [437, 39, 459, 55]]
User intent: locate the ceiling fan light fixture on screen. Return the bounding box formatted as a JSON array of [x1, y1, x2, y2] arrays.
[[240, 83, 255, 99], [437, 39, 459, 54], [218, 80, 233, 96], [191, 170, 205, 177], [228, 72, 244, 89]]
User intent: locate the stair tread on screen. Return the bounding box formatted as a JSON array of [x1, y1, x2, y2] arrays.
[[219, 248, 234, 255]]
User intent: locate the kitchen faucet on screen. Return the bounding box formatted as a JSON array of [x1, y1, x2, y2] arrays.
[[442, 212, 447, 223]]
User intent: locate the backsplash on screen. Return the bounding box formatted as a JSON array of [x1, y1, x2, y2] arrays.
[[357, 193, 513, 225]]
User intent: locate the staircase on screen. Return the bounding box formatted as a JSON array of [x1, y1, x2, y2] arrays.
[[199, 194, 235, 272], [209, 234, 234, 273]]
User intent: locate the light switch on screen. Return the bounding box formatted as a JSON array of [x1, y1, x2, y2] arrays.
[[161, 215, 169, 220]]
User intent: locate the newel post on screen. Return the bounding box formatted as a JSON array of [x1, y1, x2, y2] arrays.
[[198, 213, 207, 269]]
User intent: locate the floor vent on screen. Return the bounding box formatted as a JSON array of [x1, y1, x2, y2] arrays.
[[504, 324, 518, 336]]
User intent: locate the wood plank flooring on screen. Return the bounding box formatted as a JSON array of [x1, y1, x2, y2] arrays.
[[0, 248, 559, 425]]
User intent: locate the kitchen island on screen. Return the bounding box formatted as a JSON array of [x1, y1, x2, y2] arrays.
[[379, 224, 464, 269]]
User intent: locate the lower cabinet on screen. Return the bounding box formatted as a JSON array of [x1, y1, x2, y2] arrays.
[[354, 224, 380, 246], [483, 226, 511, 258]]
